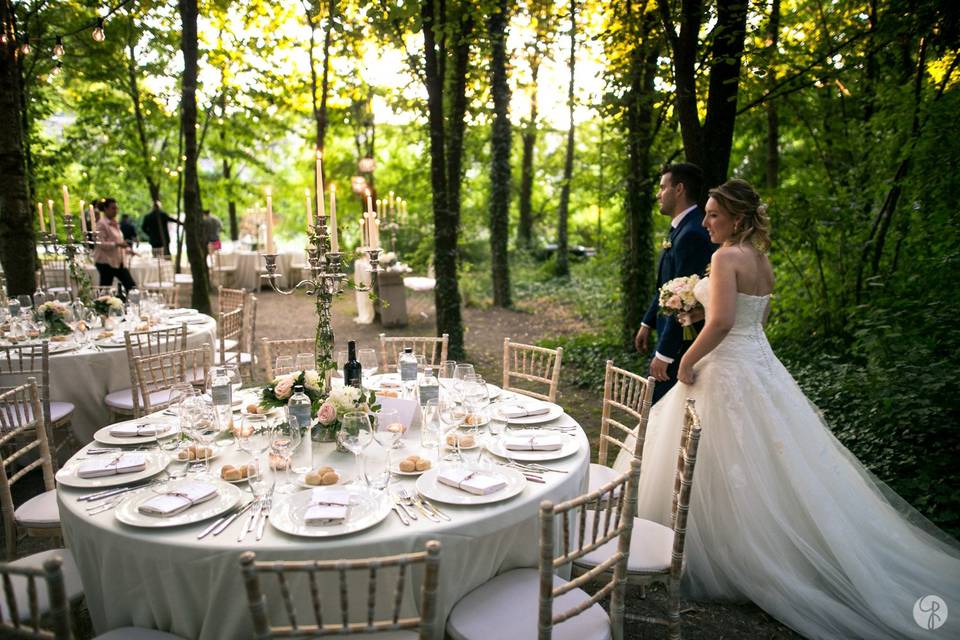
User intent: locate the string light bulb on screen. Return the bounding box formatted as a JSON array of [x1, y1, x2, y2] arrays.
[[20, 37, 31, 55], [53, 35, 64, 58], [50, 61, 62, 78], [91, 18, 105, 43]]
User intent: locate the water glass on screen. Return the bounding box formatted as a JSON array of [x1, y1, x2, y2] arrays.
[[338, 411, 372, 485], [358, 348, 378, 376], [238, 414, 271, 457], [334, 350, 348, 378], [274, 355, 294, 376], [362, 442, 391, 493], [452, 363, 475, 402], [371, 408, 403, 449], [438, 397, 465, 461], [182, 396, 218, 478], [420, 399, 441, 456], [271, 419, 302, 494], [295, 353, 314, 372], [248, 458, 275, 500]]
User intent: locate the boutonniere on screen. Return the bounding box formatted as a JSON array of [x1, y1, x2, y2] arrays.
[[660, 237, 672, 250]]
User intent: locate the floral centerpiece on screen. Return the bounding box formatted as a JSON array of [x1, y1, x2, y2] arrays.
[[260, 370, 379, 439], [34, 301, 72, 336], [658, 274, 703, 340], [92, 295, 123, 317]]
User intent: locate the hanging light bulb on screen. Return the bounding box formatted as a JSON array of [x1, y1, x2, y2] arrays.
[[50, 61, 62, 78], [92, 18, 105, 43], [20, 36, 31, 55], [53, 35, 64, 58]]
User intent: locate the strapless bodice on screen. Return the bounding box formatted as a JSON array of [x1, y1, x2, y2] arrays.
[[694, 277, 770, 338]]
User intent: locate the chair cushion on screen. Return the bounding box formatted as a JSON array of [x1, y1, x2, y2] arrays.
[[575, 515, 674, 574], [10, 401, 75, 425], [95, 628, 189, 640], [447, 568, 610, 640], [173, 274, 193, 284], [220, 338, 239, 352], [14, 489, 60, 528], [104, 387, 175, 412], [588, 463, 621, 496], [0, 549, 84, 622]]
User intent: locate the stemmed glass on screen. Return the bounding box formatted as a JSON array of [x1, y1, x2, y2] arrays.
[[295, 353, 313, 372], [270, 418, 301, 494], [438, 360, 456, 396], [155, 426, 188, 492], [371, 408, 403, 450], [239, 414, 273, 491], [182, 396, 218, 478], [420, 399, 441, 462], [358, 348, 378, 376], [334, 350, 348, 379], [452, 363, 475, 403], [274, 355, 294, 376], [438, 397, 465, 462], [338, 411, 373, 484]]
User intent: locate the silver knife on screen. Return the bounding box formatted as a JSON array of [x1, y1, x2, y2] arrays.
[[212, 501, 255, 537], [417, 495, 451, 521], [392, 503, 410, 526], [255, 498, 271, 540], [239, 500, 262, 542], [198, 500, 251, 539]]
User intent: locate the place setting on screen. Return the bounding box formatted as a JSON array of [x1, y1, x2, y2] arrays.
[[92, 417, 178, 446]]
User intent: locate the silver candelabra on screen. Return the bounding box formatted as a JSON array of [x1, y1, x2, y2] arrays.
[[260, 215, 381, 389], [37, 214, 101, 301]]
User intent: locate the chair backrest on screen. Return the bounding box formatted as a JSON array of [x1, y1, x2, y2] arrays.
[[154, 256, 174, 286], [378, 334, 448, 373], [259, 338, 315, 380], [0, 555, 71, 639], [0, 343, 53, 442], [130, 344, 212, 416], [597, 360, 654, 468], [243, 295, 258, 357], [40, 259, 70, 291], [239, 540, 442, 639], [124, 324, 188, 416], [0, 381, 56, 559], [502, 338, 563, 403], [538, 459, 641, 640], [218, 286, 247, 315], [668, 399, 703, 581], [218, 308, 244, 364]]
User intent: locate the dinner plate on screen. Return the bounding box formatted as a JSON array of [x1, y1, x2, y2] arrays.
[[485, 431, 580, 462], [93, 419, 178, 446], [269, 486, 391, 538], [491, 401, 564, 425], [114, 480, 241, 528], [55, 452, 167, 489], [416, 464, 526, 505], [162, 308, 199, 318], [46, 340, 78, 354]]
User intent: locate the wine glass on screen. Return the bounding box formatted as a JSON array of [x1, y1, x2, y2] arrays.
[[248, 457, 275, 503], [238, 414, 272, 459], [420, 399, 441, 459], [155, 426, 187, 491], [438, 397, 465, 462], [358, 348, 378, 376], [338, 411, 373, 484], [295, 353, 314, 373], [438, 360, 456, 394], [452, 363, 475, 403], [271, 418, 302, 494], [169, 383, 197, 419], [334, 350, 348, 378], [362, 442, 391, 493], [274, 355, 294, 377], [182, 396, 218, 478], [371, 408, 403, 449]]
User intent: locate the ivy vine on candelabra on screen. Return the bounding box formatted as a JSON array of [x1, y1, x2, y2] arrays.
[[260, 215, 381, 391], [39, 214, 98, 305]]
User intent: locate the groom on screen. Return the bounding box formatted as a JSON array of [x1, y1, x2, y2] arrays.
[[635, 163, 715, 403]]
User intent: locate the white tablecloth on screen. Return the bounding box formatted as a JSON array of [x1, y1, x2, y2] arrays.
[[218, 251, 301, 291], [58, 404, 589, 639], [0, 313, 216, 443], [83, 257, 161, 288]]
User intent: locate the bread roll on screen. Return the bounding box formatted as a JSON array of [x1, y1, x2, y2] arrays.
[[305, 471, 324, 486], [245, 404, 260, 414], [221, 466, 242, 481], [320, 471, 339, 485], [459, 434, 475, 448], [398, 459, 417, 472], [415, 459, 431, 471]]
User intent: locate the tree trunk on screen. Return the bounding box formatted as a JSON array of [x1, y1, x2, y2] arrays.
[[488, 0, 512, 307], [0, 0, 35, 296], [621, 3, 660, 348], [659, 0, 748, 190], [554, 0, 576, 278], [517, 60, 539, 249], [179, 0, 210, 313], [765, 0, 780, 190]]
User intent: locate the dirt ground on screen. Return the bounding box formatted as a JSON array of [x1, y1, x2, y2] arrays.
[[6, 288, 801, 639]]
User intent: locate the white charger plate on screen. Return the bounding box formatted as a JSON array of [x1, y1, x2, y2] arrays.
[[56, 452, 167, 489], [269, 486, 391, 538], [94, 419, 177, 446], [485, 431, 580, 462], [491, 401, 564, 425], [46, 340, 78, 354], [114, 480, 241, 528], [416, 464, 526, 505]]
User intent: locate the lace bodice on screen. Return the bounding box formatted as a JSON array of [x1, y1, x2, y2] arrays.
[[694, 276, 770, 338]]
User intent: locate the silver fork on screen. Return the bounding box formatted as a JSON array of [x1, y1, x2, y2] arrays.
[[397, 487, 438, 522], [239, 499, 262, 542]]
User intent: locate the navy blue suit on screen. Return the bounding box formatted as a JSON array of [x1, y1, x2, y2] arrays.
[[643, 207, 715, 403]]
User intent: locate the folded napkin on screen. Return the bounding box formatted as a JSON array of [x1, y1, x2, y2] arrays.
[[77, 453, 147, 478], [504, 434, 563, 451], [497, 403, 551, 419], [109, 423, 167, 438], [137, 482, 217, 517], [437, 468, 507, 495], [304, 488, 351, 525]]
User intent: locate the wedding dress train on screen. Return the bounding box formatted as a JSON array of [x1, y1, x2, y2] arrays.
[[613, 278, 960, 639]]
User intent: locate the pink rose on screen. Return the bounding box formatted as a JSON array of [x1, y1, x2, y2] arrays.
[[316, 401, 337, 426], [274, 377, 294, 400], [667, 294, 682, 309]]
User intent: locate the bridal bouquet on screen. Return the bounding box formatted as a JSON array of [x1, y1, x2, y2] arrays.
[[34, 301, 72, 336], [658, 275, 703, 340], [92, 295, 123, 317]]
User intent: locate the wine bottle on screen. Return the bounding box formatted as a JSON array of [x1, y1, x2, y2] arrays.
[[344, 340, 362, 388]]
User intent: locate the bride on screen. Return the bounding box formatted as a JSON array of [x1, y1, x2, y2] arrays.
[[614, 179, 959, 639]]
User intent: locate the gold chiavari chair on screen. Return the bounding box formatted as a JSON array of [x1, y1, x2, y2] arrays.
[[129, 345, 212, 417], [378, 333, 449, 373], [446, 460, 641, 639], [240, 541, 442, 638], [218, 286, 247, 315], [572, 400, 704, 639], [259, 338, 315, 381], [501, 338, 563, 403], [0, 555, 74, 638], [103, 324, 188, 421]]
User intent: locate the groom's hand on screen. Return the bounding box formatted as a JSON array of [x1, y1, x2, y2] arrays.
[[649, 357, 670, 381], [634, 326, 650, 353]]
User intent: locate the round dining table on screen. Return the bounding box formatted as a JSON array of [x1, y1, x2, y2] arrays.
[[0, 310, 217, 443], [57, 394, 590, 639]]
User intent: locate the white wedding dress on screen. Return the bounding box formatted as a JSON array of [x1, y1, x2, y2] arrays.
[[613, 277, 960, 639]]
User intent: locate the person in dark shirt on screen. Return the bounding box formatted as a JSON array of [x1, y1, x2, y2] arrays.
[[141, 201, 181, 256], [119, 214, 138, 246]]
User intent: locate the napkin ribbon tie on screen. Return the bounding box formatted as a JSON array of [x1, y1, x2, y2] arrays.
[[456, 472, 478, 489], [164, 491, 199, 507]]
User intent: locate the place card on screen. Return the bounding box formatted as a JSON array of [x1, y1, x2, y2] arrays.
[[437, 468, 507, 495], [77, 453, 147, 478]]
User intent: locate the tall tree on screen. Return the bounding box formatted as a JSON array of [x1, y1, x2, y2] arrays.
[[305, 0, 335, 158], [0, 0, 35, 296], [125, 29, 163, 205], [553, 0, 576, 278], [487, 0, 512, 307], [764, 0, 780, 189], [178, 0, 210, 313], [658, 0, 748, 190]]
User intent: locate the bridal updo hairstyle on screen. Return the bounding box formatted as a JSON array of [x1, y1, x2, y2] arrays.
[[707, 179, 771, 253]]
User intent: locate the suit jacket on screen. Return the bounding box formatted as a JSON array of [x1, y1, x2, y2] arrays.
[[642, 207, 715, 360]]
